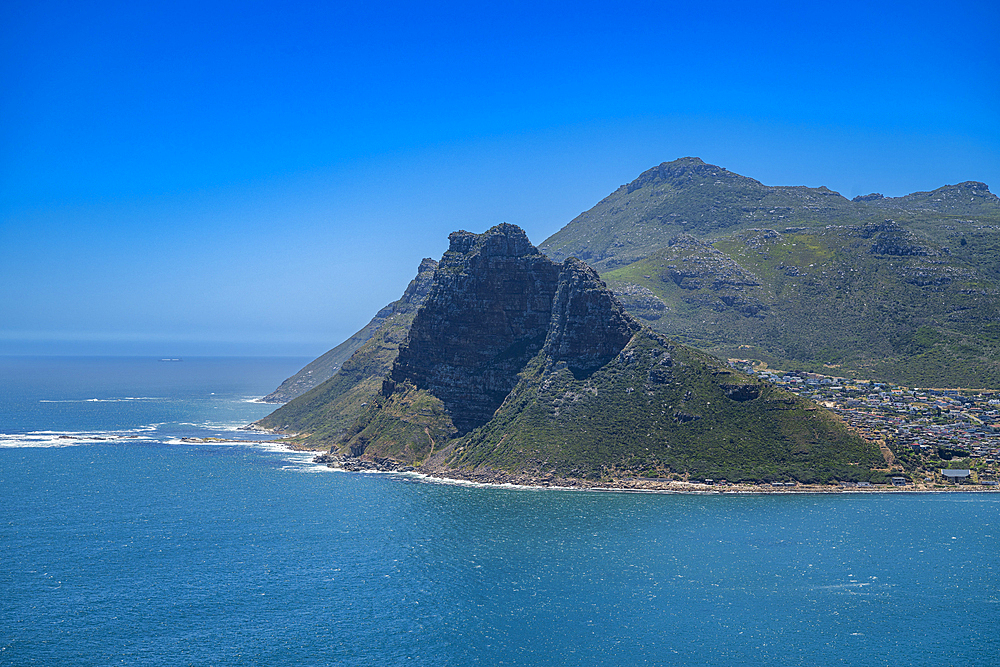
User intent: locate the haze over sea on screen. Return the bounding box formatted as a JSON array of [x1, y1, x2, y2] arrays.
[[1, 357, 997, 665]]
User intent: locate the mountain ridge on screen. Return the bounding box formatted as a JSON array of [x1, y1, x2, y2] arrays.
[[540, 158, 1000, 386]]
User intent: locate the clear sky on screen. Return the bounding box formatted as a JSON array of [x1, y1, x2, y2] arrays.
[[2, 0, 997, 356]]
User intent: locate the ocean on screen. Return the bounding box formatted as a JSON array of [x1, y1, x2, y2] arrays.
[[1, 356, 997, 666]]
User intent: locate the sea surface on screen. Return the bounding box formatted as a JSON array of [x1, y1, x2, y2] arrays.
[[1, 356, 998, 666]]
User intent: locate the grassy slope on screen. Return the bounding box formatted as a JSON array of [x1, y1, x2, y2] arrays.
[[260, 311, 390, 403], [337, 382, 457, 463], [253, 308, 419, 448], [603, 226, 1000, 387], [440, 331, 880, 483]]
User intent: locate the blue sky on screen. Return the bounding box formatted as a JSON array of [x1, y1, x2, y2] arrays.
[[2, 0, 997, 356]]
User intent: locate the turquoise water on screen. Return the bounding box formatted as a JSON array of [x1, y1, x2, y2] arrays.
[[2, 358, 998, 665]]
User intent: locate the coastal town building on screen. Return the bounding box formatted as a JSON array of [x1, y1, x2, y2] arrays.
[[729, 360, 1000, 485]]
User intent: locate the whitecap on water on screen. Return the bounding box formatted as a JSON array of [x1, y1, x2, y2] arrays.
[[38, 397, 167, 403], [0, 430, 155, 448]]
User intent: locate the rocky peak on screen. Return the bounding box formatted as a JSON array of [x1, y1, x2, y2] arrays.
[[944, 181, 992, 194], [623, 157, 758, 195], [396, 258, 438, 313], [446, 223, 539, 259], [859, 181, 999, 213], [388, 225, 649, 434], [417, 256, 439, 273]]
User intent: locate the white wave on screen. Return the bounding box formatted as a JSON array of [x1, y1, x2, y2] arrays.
[[0, 430, 155, 448], [38, 396, 167, 403], [809, 582, 873, 591], [391, 470, 553, 491], [0, 433, 80, 448], [391, 471, 721, 495], [162, 437, 300, 452], [280, 461, 338, 473], [162, 437, 258, 446], [27, 426, 154, 436], [250, 440, 303, 453]]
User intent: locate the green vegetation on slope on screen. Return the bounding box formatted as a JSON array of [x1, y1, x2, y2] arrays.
[[284, 222, 881, 483], [542, 157, 1000, 387], [541, 157, 866, 272], [336, 381, 457, 463], [439, 331, 879, 484], [604, 225, 1000, 387], [253, 306, 421, 448]]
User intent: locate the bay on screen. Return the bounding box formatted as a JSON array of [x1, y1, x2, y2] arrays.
[[1, 357, 997, 665]]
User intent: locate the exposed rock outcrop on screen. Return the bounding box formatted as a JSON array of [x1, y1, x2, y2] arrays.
[[389, 224, 562, 435], [544, 258, 641, 378]]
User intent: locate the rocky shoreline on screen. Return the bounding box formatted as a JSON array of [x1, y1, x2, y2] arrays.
[[313, 453, 998, 494]]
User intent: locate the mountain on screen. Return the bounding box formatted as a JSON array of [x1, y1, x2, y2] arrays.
[[260, 257, 437, 404], [262, 224, 881, 485], [541, 158, 1000, 386]]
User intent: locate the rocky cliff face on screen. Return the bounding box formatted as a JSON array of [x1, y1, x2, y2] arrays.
[[389, 224, 562, 434], [544, 257, 640, 377]]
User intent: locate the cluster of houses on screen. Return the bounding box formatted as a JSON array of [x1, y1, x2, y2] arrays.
[[728, 361, 1000, 485]]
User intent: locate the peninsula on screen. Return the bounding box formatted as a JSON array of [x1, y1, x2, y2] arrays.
[[256, 224, 882, 486]]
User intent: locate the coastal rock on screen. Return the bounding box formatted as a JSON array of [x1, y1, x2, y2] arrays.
[[262, 222, 880, 484], [338, 224, 876, 483]]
